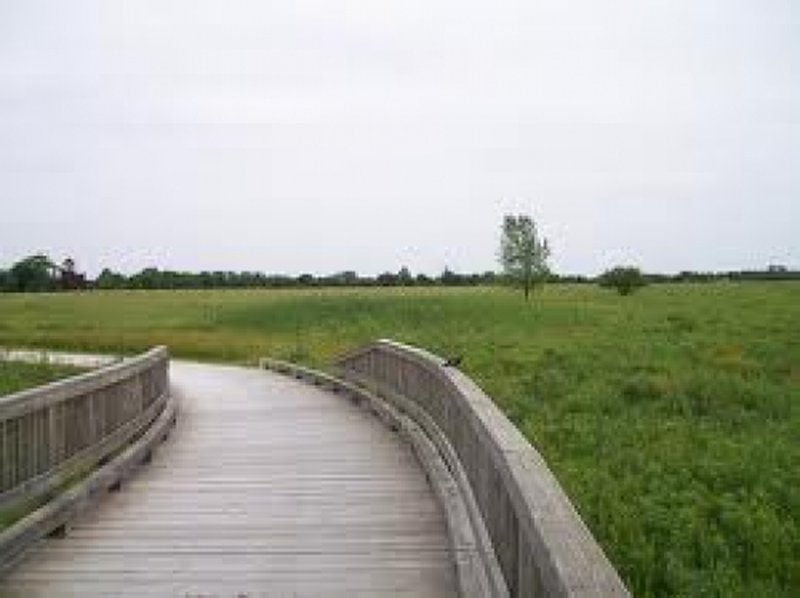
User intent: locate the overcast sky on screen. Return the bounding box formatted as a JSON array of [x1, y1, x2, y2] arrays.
[[1, 0, 797, 276]]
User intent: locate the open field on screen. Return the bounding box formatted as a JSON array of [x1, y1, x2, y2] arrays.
[[0, 283, 798, 596]]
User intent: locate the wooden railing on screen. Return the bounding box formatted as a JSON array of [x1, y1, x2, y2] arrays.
[[337, 340, 629, 598], [260, 355, 508, 597], [0, 347, 169, 512]]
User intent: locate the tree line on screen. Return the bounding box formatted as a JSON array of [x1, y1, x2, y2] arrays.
[[0, 255, 506, 292], [92, 266, 501, 290], [1, 251, 796, 294], [0, 255, 87, 293]]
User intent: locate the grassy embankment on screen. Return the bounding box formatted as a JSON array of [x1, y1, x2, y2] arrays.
[[0, 360, 86, 397], [0, 283, 798, 597]]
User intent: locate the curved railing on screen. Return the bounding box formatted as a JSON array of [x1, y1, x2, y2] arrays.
[[259, 355, 508, 597], [336, 340, 629, 597], [0, 347, 169, 512], [0, 346, 175, 572]]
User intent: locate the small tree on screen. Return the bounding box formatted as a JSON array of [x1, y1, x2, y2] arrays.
[[9, 254, 57, 292], [96, 268, 126, 290], [599, 266, 647, 295], [499, 214, 551, 301]]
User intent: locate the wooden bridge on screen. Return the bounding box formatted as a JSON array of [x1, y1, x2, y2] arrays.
[[0, 342, 629, 597]]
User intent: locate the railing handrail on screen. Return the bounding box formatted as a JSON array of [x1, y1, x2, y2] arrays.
[[337, 339, 629, 597], [0, 346, 170, 512], [0, 347, 166, 421], [0, 347, 176, 574]]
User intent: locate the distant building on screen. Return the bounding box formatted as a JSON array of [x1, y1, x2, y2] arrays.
[[58, 257, 87, 291]]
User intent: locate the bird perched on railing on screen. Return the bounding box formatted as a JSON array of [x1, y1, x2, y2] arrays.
[[442, 355, 463, 368]]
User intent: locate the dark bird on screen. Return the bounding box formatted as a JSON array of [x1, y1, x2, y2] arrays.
[[443, 355, 463, 368]]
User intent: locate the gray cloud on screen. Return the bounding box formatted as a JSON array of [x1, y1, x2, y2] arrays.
[[1, 0, 798, 276]]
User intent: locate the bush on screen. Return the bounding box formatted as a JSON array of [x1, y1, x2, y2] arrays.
[[600, 266, 647, 296]]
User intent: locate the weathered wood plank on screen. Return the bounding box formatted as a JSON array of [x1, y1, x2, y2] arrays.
[[2, 362, 457, 596]]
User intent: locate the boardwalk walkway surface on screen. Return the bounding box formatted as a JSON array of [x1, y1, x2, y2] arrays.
[[2, 361, 457, 597]]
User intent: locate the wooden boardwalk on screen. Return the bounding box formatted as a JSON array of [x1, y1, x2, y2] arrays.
[[2, 361, 457, 597]]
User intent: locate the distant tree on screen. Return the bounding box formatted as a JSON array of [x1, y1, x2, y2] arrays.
[[328, 271, 358, 286], [8, 254, 57, 292], [297, 273, 314, 286], [95, 268, 127, 289], [376, 271, 399, 286], [480, 271, 498, 285], [599, 266, 647, 296], [130, 267, 162, 289], [397, 266, 413, 286], [499, 214, 551, 301], [440, 267, 459, 286]]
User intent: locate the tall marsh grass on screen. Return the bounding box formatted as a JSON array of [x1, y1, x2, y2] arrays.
[[0, 283, 798, 596]]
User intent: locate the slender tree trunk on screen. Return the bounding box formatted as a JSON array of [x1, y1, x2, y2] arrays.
[[524, 276, 530, 301]]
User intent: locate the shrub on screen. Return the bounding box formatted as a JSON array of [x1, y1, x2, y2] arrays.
[[600, 266, 647, 296]]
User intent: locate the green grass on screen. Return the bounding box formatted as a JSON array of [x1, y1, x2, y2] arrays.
[[0, 283, 798, 596], [0, 360, 87, 396]]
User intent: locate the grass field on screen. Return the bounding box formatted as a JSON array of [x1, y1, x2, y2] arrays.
[[0, 360, 87, 397], [0, 283, 798, 596]]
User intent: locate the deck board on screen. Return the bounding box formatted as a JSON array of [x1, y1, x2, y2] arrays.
[[1, 361, 457, 597]]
